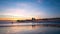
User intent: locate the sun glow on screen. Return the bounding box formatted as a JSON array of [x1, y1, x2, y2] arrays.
[[0, 3, 45, 20]]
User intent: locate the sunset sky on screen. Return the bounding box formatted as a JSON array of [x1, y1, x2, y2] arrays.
[[0, 0, 60, 20]]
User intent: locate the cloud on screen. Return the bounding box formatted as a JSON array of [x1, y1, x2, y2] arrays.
[[37, 0, 44, 4], [0, 2, 46, 18], [0, 8, 45, 18]]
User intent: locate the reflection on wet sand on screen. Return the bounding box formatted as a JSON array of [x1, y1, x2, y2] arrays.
[[6, 25, 40, 34], [0, 25, 60, 34]]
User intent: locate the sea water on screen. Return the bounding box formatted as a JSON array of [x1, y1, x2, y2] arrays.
[[0, 24, 60, 34]]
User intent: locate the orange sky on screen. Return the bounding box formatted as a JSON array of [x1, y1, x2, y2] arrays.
[[0, 18, 26, 20], [0, 17, 40, 20]]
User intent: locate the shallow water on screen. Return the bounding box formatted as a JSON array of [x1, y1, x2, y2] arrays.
[[0, 25, 60, 34]]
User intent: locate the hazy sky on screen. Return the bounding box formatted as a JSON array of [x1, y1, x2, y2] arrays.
[[0, 0, 60, 18]]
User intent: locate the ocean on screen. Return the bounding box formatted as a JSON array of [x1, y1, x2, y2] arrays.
[[0, 20, 60, 34], [0, 25, 60, 34]]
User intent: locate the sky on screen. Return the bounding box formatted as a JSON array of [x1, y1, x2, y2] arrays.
[[0, 0, 60, 19]]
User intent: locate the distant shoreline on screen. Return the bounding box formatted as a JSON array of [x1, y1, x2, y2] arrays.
[[0, 23, 60, 27]]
